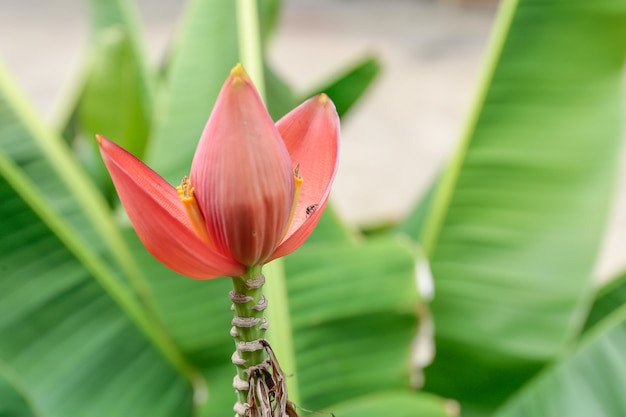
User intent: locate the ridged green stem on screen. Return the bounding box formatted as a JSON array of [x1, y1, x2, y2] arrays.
[[231, 266, 267, 416]]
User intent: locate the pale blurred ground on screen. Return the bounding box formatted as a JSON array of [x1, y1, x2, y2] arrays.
[[0, 0, 624, 281]]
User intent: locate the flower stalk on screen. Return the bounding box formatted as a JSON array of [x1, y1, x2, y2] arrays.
[[231, 268, 297, 417], [230, 269, 269, 416]]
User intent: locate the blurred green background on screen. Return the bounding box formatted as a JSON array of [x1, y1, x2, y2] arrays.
[[1, 1, 625, 416]]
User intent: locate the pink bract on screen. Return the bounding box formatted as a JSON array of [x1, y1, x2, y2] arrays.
[[98, 65, 339, 279]]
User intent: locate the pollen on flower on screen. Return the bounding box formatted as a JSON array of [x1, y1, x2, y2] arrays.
[[177, 176, 213, 246], [293, 164, 304, 190], [177, 176, 193, 201]]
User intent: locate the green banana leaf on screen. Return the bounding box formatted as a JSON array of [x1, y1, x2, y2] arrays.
[[0, 58, 198, 416], [77, 25, 151, 160], [582, 270, 626, 333], [396, 174, 440, 241], [81, 0, 154, 153], [258, 0, 282, 44], [283, 239, 420, 409], [409, 0, 626, 410], [0, 63, 150, 290], [58, 0, 153, 198], [0, 148, 192, 417], [0, 371, 34, 417], [330, 391, 454, 417], [301, 56, 381, 119], [494, 304, 626, 417]]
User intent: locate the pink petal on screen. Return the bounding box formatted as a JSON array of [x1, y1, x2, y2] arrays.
[[270, 94, 340, 260], [190, 66, 294, 266], [97, 135, 245, 279]]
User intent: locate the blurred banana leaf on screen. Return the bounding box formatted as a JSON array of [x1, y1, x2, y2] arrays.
[[264, 63, 297, 119], [400, 0, 626, 411], [78, 27, 151, 158], [0, 189, 192, 415], [258, 0, 282, 43], [0, 372, 34, 417], [283, 239, 420, 409], [396, 173, 440, 241], [0, 55, 200, 414], [301, 56, 381, 118], [329, 391, 454, 417], [494, 305, 626, 417], [59, 0, 153, 199], [582, 270, 626, 334]]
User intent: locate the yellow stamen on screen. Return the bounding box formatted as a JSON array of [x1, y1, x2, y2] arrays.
[[177, 176, 212, 245], [283, 165, 304, 239]]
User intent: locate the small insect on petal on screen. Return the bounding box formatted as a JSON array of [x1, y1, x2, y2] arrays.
[[305, 204, 319, 217]]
